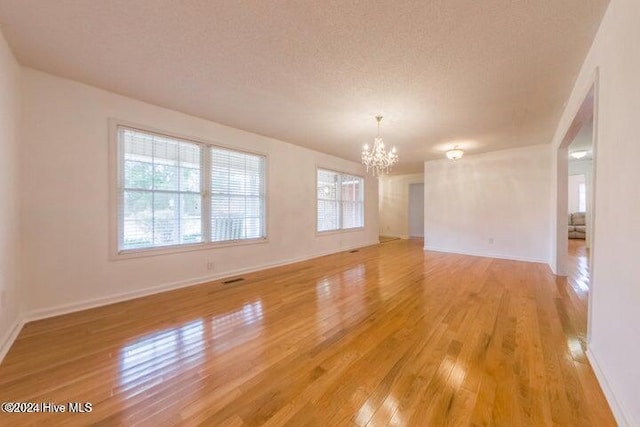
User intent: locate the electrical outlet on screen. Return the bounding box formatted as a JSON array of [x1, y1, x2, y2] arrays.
[[206, 261, 215, 271], [488, 237, 494, 245]]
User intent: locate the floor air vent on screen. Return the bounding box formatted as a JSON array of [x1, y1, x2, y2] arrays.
[[222, 278, 245, 285], [350, 250, 359, 253]]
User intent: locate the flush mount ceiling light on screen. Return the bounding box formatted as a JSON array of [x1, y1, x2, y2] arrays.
[[570, 150, 588, 159], [361, 115, 398, 176], [446, 147, 464, 160]]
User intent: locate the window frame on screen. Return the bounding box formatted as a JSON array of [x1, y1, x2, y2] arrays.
[[109, 120, 269, 260], [315, 167, 365, 235]]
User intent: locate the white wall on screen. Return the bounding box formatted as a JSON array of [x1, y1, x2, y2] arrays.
[[0, 31, 22, 360], [378, 173, 423, 238], [569, 158, 593, 176], [549, 1, 640, 424], [20, 68, 379, 317], [424, 145, 551, 263]]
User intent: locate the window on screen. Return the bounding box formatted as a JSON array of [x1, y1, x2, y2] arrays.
[[317, 169, 364, 232], [117, 125, 266, 253], [119, 127, 202, 250], [210, 147, 265, 242], [579, 182, 586, 212]]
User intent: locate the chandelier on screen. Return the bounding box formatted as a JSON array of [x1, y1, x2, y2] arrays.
[[361, 115, 398, 176]]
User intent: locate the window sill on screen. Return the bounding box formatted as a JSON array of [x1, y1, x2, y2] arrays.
[[316, 227, 366, 237], [111, 237, 269, 260]]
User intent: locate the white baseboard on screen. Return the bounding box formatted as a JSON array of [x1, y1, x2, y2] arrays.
[[0, 316, 26, 364], [24, 241, 377, 322], [586, 347, 633, 427], [423, 245, 547, 264]]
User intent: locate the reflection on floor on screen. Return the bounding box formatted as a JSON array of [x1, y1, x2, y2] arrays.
[[564, 238, 591, 353], [568, 238, 590, 296]]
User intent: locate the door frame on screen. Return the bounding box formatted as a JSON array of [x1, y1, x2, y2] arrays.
[[553, 69, 599, 343]]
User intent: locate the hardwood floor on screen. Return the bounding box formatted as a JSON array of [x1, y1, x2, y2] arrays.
[[0, 239, 615, 426], [568, 239, 590, 294], [566, 239, 591, 345]]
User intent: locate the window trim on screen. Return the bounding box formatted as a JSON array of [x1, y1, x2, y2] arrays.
[[109, 119, 269, 260], [315, 166, 366, 235]]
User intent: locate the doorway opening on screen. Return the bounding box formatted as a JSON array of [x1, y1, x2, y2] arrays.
[[408, 183, 424, 238], [567, 116, 593, 302], [555, 79, 598, 342]]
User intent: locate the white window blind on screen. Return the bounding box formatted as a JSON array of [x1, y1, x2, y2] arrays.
[[317, 169, 364, 232], [317, 169, 340, 232], [341, 174, 364, 229], [117, 125, 266, 253], [119, 127, 203, 250], [210, 147, 266, 242]]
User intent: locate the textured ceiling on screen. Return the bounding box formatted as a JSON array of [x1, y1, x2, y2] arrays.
[[0, 0, 608, 173]]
